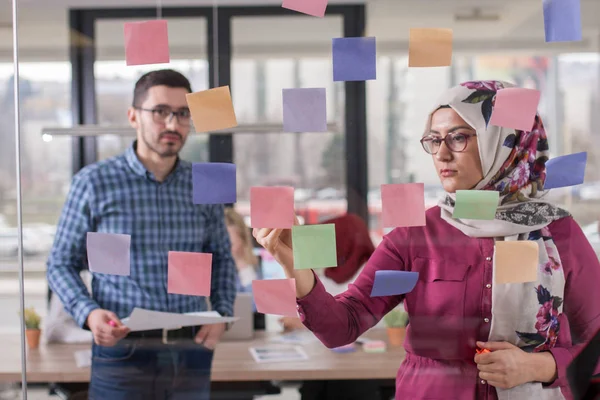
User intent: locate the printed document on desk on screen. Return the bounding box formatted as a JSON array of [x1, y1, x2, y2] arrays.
[[122, 308, 239, 332]]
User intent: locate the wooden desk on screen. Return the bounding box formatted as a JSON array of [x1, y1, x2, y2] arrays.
[[0, 330, 403, 383]]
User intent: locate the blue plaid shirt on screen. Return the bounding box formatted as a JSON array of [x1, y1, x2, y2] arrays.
[[47, 141, 237, 328]]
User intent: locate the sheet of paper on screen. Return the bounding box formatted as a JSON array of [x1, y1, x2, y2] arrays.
[[282, 88, 327, 133], [292, 224, 338, 270], [270, 331, 318, 344], [381, 183, 426, 228], [408, 28, 453, 67], [332, 37, 377, 82], [186, 86, 238, 133], [86, 232, 131, 276], [453, 190, 499, 220], [192, 162, 237, 204], [167, 251, 212, 296], [250, 186, 295, 228], [489, 88, 541, 132], [371, 270, 419, 297], [494, 241, 539, 284], [122, 308, 238, 332], [74, 349, 92, 368], [252, 278, 298, 317], [543, 0, 582, 43], [249, 345, 309, 363], [282, 0, 328, 17], [544, 152, 587, 189], [123, 20, 170, 66]]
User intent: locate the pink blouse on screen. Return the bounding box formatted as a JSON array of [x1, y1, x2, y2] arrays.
[[297, 206, 600, 400]]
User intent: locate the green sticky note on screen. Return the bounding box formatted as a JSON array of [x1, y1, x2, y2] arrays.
[[292, 224, 338, 270], [452, 190, 499, 220]]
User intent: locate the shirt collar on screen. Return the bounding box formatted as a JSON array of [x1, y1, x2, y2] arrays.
[[124, 140, 185, 182]]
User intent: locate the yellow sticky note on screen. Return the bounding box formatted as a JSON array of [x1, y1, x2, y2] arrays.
[[494, 241, 539, 284], [186, 86, 238, 133], [408, 28, 453, 67]]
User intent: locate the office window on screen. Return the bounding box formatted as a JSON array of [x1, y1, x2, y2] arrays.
[[0, 62, 72, 333]]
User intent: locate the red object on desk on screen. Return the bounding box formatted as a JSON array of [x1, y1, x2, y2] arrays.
[[476, 348, 490, 355]]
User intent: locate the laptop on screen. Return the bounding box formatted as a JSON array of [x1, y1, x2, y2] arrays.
[[221, 293, 255, 341]]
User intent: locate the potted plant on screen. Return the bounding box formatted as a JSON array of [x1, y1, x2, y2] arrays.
[[383, 309, 408, 347], [23, 307, 42, 349]]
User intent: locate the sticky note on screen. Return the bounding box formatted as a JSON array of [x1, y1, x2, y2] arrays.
[[86, 232, 131, 276], [250, 186, 295, 228], [282, 88, 327, 133], [543, 0, 582, 43], [408, 28, 453, 67], [168, 251, 212, 296], [494, 241, 539, 284], [453, 190, 499, 220], [544, 152, 587, 189], [489, 88, 541, 132], [332, 37, 376, 82], [124, 20, 170, 66], [371, 271, 419, 297], [192, 163, 236, 204], [252, 279, 298, 317], [381, 183, 426, 228], [292, 224, 337, 270], [282, 0, 328, 17], [186, 86, 237, 133]]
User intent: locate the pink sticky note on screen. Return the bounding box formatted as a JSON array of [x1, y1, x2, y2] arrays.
[[168, 251, 212, 296], [381, 183, 426, 228], [282, 0, 328, 17], [252, 279, 298, 317], [124, 20, 170, 66], [489, 88, 541, 132], [250, 186, 295, 228]]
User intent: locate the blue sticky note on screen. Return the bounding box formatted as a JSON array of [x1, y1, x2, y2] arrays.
[[192, 162, 237, 204], [332, 37, 376, 82], [282, 88, 327, 133], [370, 270, 419, 297], [543, 0, 582, 42], [544, 152, 587, 189]]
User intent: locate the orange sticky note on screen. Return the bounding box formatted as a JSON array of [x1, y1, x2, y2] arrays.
[[168, 251, 212, 296], [381, 183, 426, 228], [250, 186, 295, 228], [186, 86, 238, 133], [494, 241, 539, 284], [252, 279, 298, 317], [489, 88, 541, 132], [124, 20, 170, 66], [408, 28, 453, 67], [476, 348, 490, 355]]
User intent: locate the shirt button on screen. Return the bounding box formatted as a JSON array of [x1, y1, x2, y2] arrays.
[[486, 257, 492, 261], [480, 379, 486, 385], [486, 284, 492, 289], [484, 318, 490, 323]]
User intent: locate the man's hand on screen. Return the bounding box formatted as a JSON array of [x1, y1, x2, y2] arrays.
[[194, 323, 226, 350], [86, 309, 130, 347], [474, 341, 557, 389]]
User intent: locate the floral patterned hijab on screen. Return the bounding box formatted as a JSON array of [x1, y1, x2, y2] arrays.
[[430, 80, 569, 400]]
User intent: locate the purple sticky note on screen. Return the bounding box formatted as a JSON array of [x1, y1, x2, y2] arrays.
[[192, 163, 237, 204], [86, 232, 131, 276], [370, 270, 418, 297], [543, 0, 582, 43], [332, 37, 377, 82], [282, 88, 327, 133], [544, 152, 587, 189]]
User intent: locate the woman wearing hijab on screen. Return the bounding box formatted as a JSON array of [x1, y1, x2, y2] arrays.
[[253, 80, 600, 400]]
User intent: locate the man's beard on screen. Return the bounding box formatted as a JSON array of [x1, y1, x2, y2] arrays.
[[141, 126, 184, 158]]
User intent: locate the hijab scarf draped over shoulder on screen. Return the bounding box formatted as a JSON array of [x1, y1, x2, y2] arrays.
[[427, 80, 570, 400]]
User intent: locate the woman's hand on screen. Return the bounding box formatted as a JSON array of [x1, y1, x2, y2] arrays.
[[279, 316, 307, 332], [474, 341, 557, 389]]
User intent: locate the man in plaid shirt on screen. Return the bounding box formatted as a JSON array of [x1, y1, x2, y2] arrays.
[[47, 69, 237, 399]]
